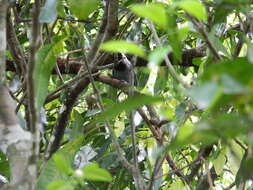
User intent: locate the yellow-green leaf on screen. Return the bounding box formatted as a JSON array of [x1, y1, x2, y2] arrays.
[[177, 0, 207, 22], [82, 163, 112, 182], [130, 3, 168, 29], [100, 40, 146, 58]]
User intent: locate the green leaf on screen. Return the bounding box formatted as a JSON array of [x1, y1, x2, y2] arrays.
[[130, 3, 168, 29], [70, 111, 87, 139], [100, 40, 146, 58], [69, 0, 99, 20], [177, 0, 207, 22], [46, 181, 74, 190], [92, 95, 163, 124], [220, 74, 247, 94], [227, 140, 245, 174], [213, 148, 226, 175], [0, 152, 10, 178], [168, 114, 252, 151], [82, 163, 112, 182], [40, 0, 57, 23], [169, 181, 185, 190], [236, 156, 253, 187], [35, 36, 66, 110], [148, 46, 171, 66], [36, 137, 84, 190], [53, 154, 73, 175], [201, 58, 253, 85], [209, 34, 229, 56], [247, 42, 253, 63], [57, 0, 66, 17], [187, 82, 222, 109], [154, 67, 168, 94], [175, 102, 187, 123]]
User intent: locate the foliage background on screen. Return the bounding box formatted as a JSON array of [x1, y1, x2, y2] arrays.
[[1, 0, 253, 189]]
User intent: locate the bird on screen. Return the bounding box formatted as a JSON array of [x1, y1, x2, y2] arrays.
[[112, 54, 138, 86]]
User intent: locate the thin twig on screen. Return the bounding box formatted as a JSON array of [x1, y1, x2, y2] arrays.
[[234, 138, 247, 151], [205, 160, 214, 189], [186, 14, 221, 61], [44, 0, 119, 161], [122, 53, 143, 188], [84, 54, 147, 189], [152, 159, 201, 180], [82, 55, 133, 170], [45, 64, 113, 103], [224, 182, 235, 190], [148, 154, 167, 190]]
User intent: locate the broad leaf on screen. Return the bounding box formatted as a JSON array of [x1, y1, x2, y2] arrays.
[[100, 40, 146, 58], [177, 0, 207, 22], [130, 3, 168, 29], [148, 46, 171, 66], [36, 137, 84, 190], [69, 0, 99, 20], [82, 163, 112, 182], [92, 95, 163, 124], [213, 148, 226, 175], [201, 58, 253, 85], [168, 114, 253, 151], [35, 36, 65, 110], [53, 154, 73, 175], [187, 82, 222, 109], [46, 181, 74, 190]]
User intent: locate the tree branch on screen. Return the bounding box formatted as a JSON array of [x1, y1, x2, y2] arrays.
[[6, 47, 205, 74], [27, 0, 42, 171]]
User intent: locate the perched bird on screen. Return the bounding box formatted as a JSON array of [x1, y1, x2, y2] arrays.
[[112, 54, 138, 86]]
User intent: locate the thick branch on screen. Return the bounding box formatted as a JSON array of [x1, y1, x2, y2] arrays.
[[46, 78, 90, 157], [0, 1, 8, 82], [0, 85, 33, 190], [26, 1, 42, 187], [6, 48, 205, 74]]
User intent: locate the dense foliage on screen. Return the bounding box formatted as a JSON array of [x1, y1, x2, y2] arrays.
[[1, 0, 253, 189]]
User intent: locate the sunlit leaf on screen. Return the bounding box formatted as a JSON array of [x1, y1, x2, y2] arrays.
[[53, 154, 73, 175], [168, 181, 185, 190], [82, 163, 112, 182], [177, 0, 207, 22], [35, 36, 66, 110], [130, 3, 168, 29], [148, 46, 171, 66], [213, 148, 226, 175], [100, 40, 146, 58], [227, 140, 244, 174], [46, 180, 74, 190], [69, 0, 99, 20]]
